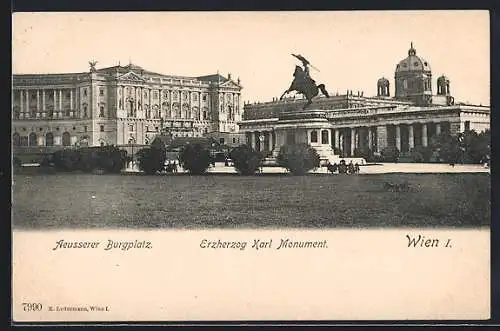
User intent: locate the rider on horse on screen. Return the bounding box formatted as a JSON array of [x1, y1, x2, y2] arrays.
[[281, 54, 329, 108]]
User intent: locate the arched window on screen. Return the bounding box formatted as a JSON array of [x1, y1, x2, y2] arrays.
[[45, 132, 54, 146], [13, 133, 20, 147], [321, 130, 329, 144], [310, 131, 318, 143], [29, 132, 37, 146], [62, 132, 71, 146]]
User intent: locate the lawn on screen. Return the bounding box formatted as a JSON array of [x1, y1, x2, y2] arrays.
[[12, 173, 490, 229]]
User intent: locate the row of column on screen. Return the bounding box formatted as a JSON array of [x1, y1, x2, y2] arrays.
[[119, 87, 239, 120], [17, 89, 75, 119], [333, 122, 449, 157], [247, 131, 274, 152]]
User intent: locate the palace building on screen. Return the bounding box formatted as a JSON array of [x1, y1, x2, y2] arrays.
[[12, 62, 243, 148], [239, 43, 490, 162]]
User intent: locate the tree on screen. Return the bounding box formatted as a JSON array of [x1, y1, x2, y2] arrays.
[[430, 133, 461, 164], [380, 146, 400, 162], [459, 129, 490, 164], [353, 147, 374, 162], [178, 143, 212, 175], [136, 140, 166, 175], [277, 143, 320, 175], [52, 149, 81, 171], [230, 145, 263, 175], [77, 146, 128, 173], [410, 146, 433, 163]]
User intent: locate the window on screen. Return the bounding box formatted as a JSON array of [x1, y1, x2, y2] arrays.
[[83, 105, 88, 118], [145, 125, 149, 132], [62, 132, 71, 146], [13, 133, 20, 147], [99, 106, 105, 117], [29, 133, 37, 146], [84, 126, 88, 133], [232, 138, 236, 144], [129, 124, 134, 131], [321, 130, 329, 144], [310, 131, 318, 143], [219, 138, 225, 145], [100, 125, 104, 132], [202, 94, 207, 101], [45, 132, 54, 146], [99, 88, 104, 96], [83, 89, 87, 96], [155, 127, 159, 132], [465, 121, 471, 132], [193, 93, 198, 101]]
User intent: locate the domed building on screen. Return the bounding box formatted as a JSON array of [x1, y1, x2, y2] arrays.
[[394, 42, 433, 105], [239, 43, 490, 162]]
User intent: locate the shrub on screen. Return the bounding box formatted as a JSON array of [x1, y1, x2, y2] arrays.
[[277, 143, 320, 175], [52, 149, 81, 171], [380, 146, 400, 162], [13, 156, 22, 169], [353, 147, 374, 162], [410, 146, 433, 163], [136, 146, 166, 175], [230, 145, 263, 175], [77, 146, 127, 173], [178, 143, 212, 175]]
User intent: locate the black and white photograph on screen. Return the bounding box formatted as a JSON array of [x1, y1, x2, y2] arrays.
[[11, 10, 491, 322]]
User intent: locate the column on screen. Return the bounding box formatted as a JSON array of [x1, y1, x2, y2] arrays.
[[436, 123, 441, 136], [334, 129, 340, 149], [408, 124, 414, 149], [70, 89, 74, 117], [422, 123, 428, 147], [350, 127, 356, 157], [368, 127, 373, 150], [395, 125, 401, 151], [376, 125, 388, 153], [42, 90, 46, 114], [260, 132, 265, 152], [25, 90, 30, 117], [19, 90, 23, 115], [36, 90, 40, 117], [59, 89, 63, 115], [250, 131, 256, 149], [158, 89, 163, 119], [328, 129, 332, 146], [268, 131, 273, 151], [149, 88, 152, 118]]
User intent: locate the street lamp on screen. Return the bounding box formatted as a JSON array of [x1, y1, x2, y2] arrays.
[[129, 136, 136, 169]]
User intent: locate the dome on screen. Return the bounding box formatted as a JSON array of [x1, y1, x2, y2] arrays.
[[377, 77, 389, 85], [395, 43, 431, 73]]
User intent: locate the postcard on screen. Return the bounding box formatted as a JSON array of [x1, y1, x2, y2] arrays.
[[11, 10, 490, 323]]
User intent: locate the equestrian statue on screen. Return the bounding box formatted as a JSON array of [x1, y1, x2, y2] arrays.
[[280, 54, 330, 109]]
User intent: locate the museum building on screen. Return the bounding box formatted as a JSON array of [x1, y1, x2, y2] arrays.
[[239, 43, 490, 162], [12, 62, 243, 148]]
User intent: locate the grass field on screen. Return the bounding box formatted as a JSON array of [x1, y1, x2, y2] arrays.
[[12, 173, 490, 229]]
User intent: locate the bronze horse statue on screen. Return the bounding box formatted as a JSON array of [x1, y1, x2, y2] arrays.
[[280, 65, 330, 109]]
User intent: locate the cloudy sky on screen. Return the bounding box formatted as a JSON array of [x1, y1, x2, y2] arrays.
[[12, 10, 489, 105]]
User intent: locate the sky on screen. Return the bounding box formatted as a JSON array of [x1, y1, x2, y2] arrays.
[[12, 11, 490, 106]]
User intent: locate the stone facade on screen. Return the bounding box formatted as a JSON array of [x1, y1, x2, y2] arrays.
[[12, 63, 242, 148], [239, 44, 490, 162]]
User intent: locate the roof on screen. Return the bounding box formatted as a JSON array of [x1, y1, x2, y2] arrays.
[[395, 43, 431, 73], [377, 77, 389, 84], [437, 74, 450, 82], [196, 74, 228, 82]]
